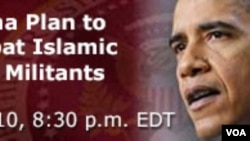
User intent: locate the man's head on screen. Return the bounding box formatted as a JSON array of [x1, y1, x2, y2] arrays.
[[170, 0, 250, 138]]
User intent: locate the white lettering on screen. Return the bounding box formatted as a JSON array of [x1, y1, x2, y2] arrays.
[[82, 15, 106, 31], [27, 13, 75, 30], [0, 18, 17, 30], [226, 129, 247, 136]]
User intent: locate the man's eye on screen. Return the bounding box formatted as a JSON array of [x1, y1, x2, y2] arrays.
[[172, 43, 186, 54], [208, 31, 231, 40]]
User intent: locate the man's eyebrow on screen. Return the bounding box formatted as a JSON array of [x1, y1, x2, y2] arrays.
[[199, 21, 237, 31], [169, 21, 238, 47], [169, 33, 183, 47]]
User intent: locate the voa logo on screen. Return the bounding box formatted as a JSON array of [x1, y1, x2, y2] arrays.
[[226, 129, 246, 136]]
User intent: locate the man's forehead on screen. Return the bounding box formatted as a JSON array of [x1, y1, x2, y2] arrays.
[[239, 0, 250, 12], [172, 0, 246, 34], [175, 0, 246, 15], [175, 0, 235, 17]]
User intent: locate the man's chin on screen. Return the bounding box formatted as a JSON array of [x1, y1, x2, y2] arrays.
[[194, 119, 222, 139]]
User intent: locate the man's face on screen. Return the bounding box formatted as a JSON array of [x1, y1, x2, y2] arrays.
[[171, 0, 250, 138]]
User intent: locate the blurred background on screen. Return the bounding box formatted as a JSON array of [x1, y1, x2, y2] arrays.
[[0, 0, 198, 140]]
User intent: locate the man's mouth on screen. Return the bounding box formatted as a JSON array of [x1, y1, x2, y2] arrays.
[[187, 86, 220, 106]]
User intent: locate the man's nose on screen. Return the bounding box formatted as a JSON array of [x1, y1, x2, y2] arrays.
[[177, 49, 210, 78]]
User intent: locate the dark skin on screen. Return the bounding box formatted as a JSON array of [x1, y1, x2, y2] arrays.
[[171, 0, 250, 138], [239, 0, 250, 12]]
